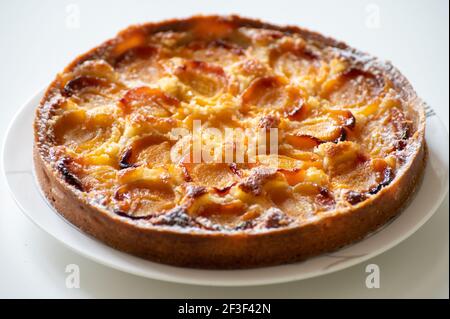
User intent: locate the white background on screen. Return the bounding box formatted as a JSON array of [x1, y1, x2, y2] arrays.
[[0, 0, 448, 298]]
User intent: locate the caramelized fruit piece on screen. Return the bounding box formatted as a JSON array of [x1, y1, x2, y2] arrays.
[[114, 45, 158, 66], [173, 60, 228, 97], [278, 146, 322, 161], [285, 134, 323, 150], [180, 161, 238, 189], [343, 158, 396, 204], [257, 154, 304, 186], [285, 108, 356, 149], [291, 115, 351, 143], [119, 134, 171, 169], [135, 141, 172, 167], [117, 166, 170, 187], [278, 169, 305, 186], [114, 186, 175, 218], [331, 161, 375, 192], [56, 156, 83, 191], [368, 167, 394, 195], [69, 60, 118, 82], [181, 185, 246, 217], [292, 182, 321, 195], [315, 187, 335, 207], [322, 68, 384, 106], [262, 208, 293, 229], [271, 42, 319, 78], [196, 200, 246, 217], [53, 110, 114, 152], [114, 45, 163, 85], [284, 166, 330, 188], [369, 159, 395, 194], [327, 109, 356, 129], [280, 182, 334, 209], [332, 157, 395, 197], [345, 191, 368, 205], [81, 165, 117, 191], [213, 182, 237, 196], [241, 76, 301, 113], [114, 167, 174, 218], [284, 100, 308, 121], [182, 39, 245, 64], [124, 105, 178, 137], [61, 60, 122, 100], [119, 86, 178, 115], [62, 76, 111, 97]]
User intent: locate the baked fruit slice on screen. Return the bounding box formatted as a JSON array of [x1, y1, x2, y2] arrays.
[[34, 15, 426, 269]]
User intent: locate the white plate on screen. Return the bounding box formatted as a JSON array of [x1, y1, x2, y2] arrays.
[[2, 90, 449, 287]]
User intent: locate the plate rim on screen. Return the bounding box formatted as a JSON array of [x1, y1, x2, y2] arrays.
[[2, 89, 449, 287]]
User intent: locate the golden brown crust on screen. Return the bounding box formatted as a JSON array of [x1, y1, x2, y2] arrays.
[[34, 15, 426, 268]]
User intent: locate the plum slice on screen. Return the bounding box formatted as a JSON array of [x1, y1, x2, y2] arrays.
[[285, 109, 356, 148], [284, 100, 308, 121], [327, 109, 356, 130], [180, 184, 247, 218], [62, 76, 111, 98], [61, 59, 123, 99], [179, 160, 239, 190], [241, 76, 301, 113], [285, 134, 323, 150], [389, 107, 412, 151], [262, 208, 293, 229], [114, 167, 175, 218], [114, 45, 158, 66], [173, 60, 228, 97], [322, 68, 384, 106], [345, 191, 368, 205], [119, 86, 179, 116], [56, 156, 83, 191], [256, 154, 305, 186], [53, 109, 114, 153], [344, 159, 396, 204], [368, 167, 395, 195], [114, 44, 163, 85], [180, 39, 245, 64], [119, 134, 171, 169], [270, 43, 320, 78]]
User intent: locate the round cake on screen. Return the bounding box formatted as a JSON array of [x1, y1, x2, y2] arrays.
[[34, 15, 426, 268]]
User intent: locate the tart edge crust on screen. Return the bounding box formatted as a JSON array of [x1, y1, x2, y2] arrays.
[[33, 15, 427, 269]]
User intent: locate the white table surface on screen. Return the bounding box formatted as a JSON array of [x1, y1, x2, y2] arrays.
[[0, 0, 448, 298]]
